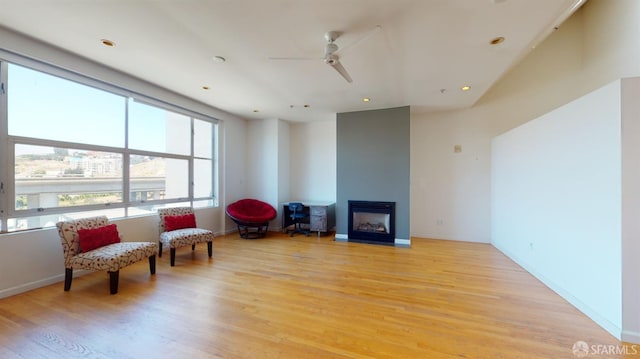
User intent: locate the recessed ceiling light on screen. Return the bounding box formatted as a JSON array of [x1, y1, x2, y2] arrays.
[[212, 56, 226, 63], [461, 86, 471, 91], [303, 104, 310, 108], [362, 97, 371, 102], [202, 86, 210, 90], [490, 37, 505, 45], [100, 39, 115, 47]]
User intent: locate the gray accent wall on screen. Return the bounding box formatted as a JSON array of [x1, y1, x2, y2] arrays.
[[336, 106, 410, 242]]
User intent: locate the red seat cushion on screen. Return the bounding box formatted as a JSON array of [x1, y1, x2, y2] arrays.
[[227, 199, 277, 223], [164, 213, 197, 232], [77, 223, 121, 252]]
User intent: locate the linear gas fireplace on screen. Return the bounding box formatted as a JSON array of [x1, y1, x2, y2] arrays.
[[348, 200, 395, 244]]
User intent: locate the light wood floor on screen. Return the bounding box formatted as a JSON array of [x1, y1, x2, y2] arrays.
[[0, 232, 631, 358]]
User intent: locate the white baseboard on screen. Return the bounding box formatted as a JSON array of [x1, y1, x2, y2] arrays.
[[216, 229, 235, 236], [0, 269, 95, 299], [622, 330, 640, 344], [335, 233, 348, 241], [0, 275, 62, 299], [219, 224, 284, 237], [395, 238, 411, 247], [492, 242, 622, 340]]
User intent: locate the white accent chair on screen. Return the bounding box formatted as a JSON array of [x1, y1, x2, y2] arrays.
[[158, 207, 214, 266], [56, 216, 157, 294]]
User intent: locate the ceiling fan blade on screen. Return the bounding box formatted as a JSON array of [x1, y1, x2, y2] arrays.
[[268, 56, 318, 61], [331, 61, 353, 83], [336, 25, 382, 56]]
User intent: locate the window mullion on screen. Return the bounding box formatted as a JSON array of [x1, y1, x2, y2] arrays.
[[0, 61, 8, 231], [189, 118, 195, 203], [123, 97, 130, 213]]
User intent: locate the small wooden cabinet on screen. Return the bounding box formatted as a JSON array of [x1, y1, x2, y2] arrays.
[[309, 203, 335, 233]]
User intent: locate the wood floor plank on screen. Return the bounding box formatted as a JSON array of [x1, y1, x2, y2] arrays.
[[0, 233, 632, 358]]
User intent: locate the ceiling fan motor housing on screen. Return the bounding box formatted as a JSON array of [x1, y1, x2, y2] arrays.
[[324, 31, 339, 43], [324, 54, 339, 65], [324, 42, 339, 57]]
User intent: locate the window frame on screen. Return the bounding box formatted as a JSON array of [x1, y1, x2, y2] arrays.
[[0, 54, 218, 233]]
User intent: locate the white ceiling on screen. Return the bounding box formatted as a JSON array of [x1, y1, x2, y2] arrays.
[[0, 0, 585, 122]]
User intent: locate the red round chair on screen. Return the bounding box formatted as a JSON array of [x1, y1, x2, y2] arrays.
[[226, 199, 277, 239]]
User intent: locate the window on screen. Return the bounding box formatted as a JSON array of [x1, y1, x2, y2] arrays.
[[129, 154, 189, 201], [14, 144, 124, 210], [8, 64, 125, 147], [0, 61, 218, 232], [193, 119, 214, 199], [128, 99, 191, 155]]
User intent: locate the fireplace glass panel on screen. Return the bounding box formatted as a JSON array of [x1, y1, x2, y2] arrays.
[[352, 212, 390, 234]]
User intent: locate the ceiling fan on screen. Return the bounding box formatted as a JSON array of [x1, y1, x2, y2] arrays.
[[321, 30, 352, 83], [269, 25, 382, 84]]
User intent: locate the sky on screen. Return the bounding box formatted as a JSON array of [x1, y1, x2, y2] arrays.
[[7, 63, 183, 153]]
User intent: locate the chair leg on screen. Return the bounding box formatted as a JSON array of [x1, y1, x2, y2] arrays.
[[109, 271, 119, 295], [192, 244, 196, 251], [149, 255, 156, 274], [64, 268, 73, 291], [291, 222, 301, 237], [158, 242, 163, 257], [207, 241, 213, 257], [170, 248, 176, 266], [290, 222, 309, 237]]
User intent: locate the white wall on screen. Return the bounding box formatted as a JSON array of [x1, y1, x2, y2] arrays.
[[410, 0, 640, 243], [277, 120, 291, 212], [247, 119, 278, 204], [0, 227, 64, 297], [289, 120, 337, 202], [410, 113, 492, 242], [620, 78, 640, 343], [220, 117, 248, 233], [246, 118, 291, 230], [492, 80, 622, 338]]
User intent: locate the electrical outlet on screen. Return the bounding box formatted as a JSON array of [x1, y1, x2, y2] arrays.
[[436, 219, 444, 225]]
